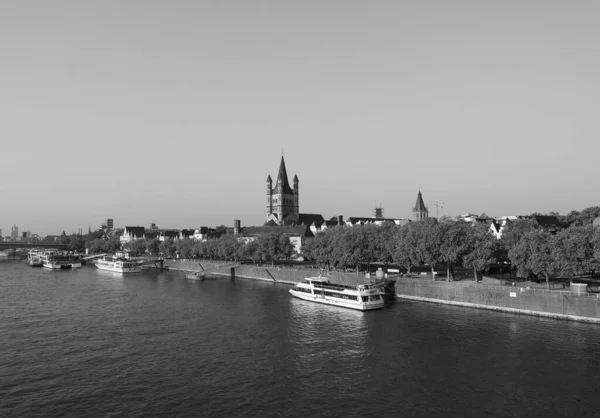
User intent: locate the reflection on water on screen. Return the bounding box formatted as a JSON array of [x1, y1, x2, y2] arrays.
[[287, 296, 369, 396]]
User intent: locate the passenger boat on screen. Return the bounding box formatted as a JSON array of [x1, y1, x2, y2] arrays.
[[289, 276, 385, 311], [26, 251, 44, 267], [96, 255, 141, 273], [39, 251, 82, 269]]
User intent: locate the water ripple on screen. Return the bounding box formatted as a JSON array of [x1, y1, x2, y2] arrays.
[[2, 262, 600, 416]]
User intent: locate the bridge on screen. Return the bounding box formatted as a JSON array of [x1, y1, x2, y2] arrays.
[[0, 242, 69, 250]]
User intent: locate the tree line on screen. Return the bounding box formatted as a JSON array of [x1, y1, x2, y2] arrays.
[[302, 216, 600, 288], [120, 231, 296, 265]]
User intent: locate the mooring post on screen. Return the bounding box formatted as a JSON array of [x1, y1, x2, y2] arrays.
[[230, 266, 235, 281]]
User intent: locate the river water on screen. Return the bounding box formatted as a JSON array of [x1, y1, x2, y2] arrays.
[[2, 261, 600, 417]]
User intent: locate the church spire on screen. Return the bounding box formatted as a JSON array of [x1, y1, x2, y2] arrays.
[[276, 155, 293, 194], [413, 190, 429, 221]]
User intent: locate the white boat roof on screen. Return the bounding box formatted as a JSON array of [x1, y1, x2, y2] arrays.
[[306, 276, 329, 282]]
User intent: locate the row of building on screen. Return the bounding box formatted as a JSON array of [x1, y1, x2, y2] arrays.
[[0, 225, 36, 242]]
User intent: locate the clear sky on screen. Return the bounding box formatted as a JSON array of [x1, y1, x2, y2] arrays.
[[1, 0, 599, 235]]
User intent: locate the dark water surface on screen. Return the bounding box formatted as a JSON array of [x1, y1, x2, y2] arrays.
[[2, 261, 600, 417]]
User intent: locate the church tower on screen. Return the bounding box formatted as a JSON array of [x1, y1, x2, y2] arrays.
[[266, 156, 299, 225], [412, 191, 429, 221]]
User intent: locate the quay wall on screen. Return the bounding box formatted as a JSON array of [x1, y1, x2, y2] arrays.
[[395, 277, 600, 324], [161, 259, 368, 285]]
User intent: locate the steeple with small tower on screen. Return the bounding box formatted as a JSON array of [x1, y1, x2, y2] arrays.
[[266, 155, 299, 225], [412, 191, 429, 221]]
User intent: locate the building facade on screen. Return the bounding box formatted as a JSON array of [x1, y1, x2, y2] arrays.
[[266, 156, 299, 225]]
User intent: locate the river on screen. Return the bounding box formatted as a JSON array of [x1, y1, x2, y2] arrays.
[[1, 261, 600, 417]]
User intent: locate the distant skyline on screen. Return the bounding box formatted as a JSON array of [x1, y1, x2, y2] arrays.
[[2, 1, 599, 235]]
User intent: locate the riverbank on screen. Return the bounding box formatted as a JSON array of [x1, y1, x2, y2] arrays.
[[395, 277, 600, 324], [160, 259, 375, 286]]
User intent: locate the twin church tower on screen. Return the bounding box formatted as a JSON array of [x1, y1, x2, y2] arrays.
[[265, 155, 428, 225]]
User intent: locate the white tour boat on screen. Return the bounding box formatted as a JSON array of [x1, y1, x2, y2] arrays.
[[96, 255, 141, 273], [289, 276, 385, 311]]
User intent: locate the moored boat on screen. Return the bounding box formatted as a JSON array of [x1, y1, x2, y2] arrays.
[[289, 276, 385, 311], [39, 251, 82, 269], [26, 251, 44, 267], [96, 254, 141, 273]]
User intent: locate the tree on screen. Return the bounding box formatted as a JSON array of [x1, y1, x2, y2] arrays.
[[438, 220, 470, 281], [392, 222, 421, 275], [594, 228, 600, 265], [565, 206, 600, 227], [159, 238, 177, 258], [414, 219, 444, 281], [463, 222, 497, 283], [509, 229, 557, 289], [553, 226, 596, 283], [176, 238, 196, 259], [302, 228, 338, 271], [123, 239, 146, 256], [217, 234, 242, 262], [239, 240, 260, 264], [338, 226, 370, 274], [147, 238, 161, 257]]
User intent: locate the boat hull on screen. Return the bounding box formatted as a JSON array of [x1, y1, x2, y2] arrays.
[[96, 263, 141, 273], [289, 289, 384, 311], [43, 262, 63, 270]]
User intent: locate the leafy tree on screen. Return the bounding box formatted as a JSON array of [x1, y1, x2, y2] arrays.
[[509, 229, 558, 289], [302, 228, 337, 271], [147, 238, 161, 257], [553, 225, 596, 283], [392, 222, 421, 275], [159, 238, 177, 258], [414, 219, 444, 280], [438, 220, 470, 281], [176, 238, 196, 259], [217, 234, 242, 262], [123, 239, 146, 256], [565, 206, 600, 227], [594, 228, 600, 265], [463, 222, 497, 283], [337, 226, 370, 273]]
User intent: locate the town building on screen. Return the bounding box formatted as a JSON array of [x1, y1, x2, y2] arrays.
[[11, 224, 18, 240], [234, 222, 314, 255], [120, 226, 146, 243], [346, 207, 410, 227], [412, 191, 428, 221]]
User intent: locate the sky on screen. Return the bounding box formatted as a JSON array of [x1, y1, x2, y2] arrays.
[[1, 0, 599, 236]]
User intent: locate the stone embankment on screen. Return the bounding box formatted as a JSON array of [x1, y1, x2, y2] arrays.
[[161, 259, 371, 286], [396, 277, 600, 324]]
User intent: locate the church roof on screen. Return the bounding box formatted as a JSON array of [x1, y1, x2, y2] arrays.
[[295, 213, 325, 228], [124, 226, 145, 238], [276, 156, 294, 194], [239, 224, 314, 238], [266, 174, 272, 182], [413, 191, 427, 212]]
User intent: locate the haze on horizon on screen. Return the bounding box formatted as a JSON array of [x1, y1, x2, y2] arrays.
[[1, 0, 599, 236]]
